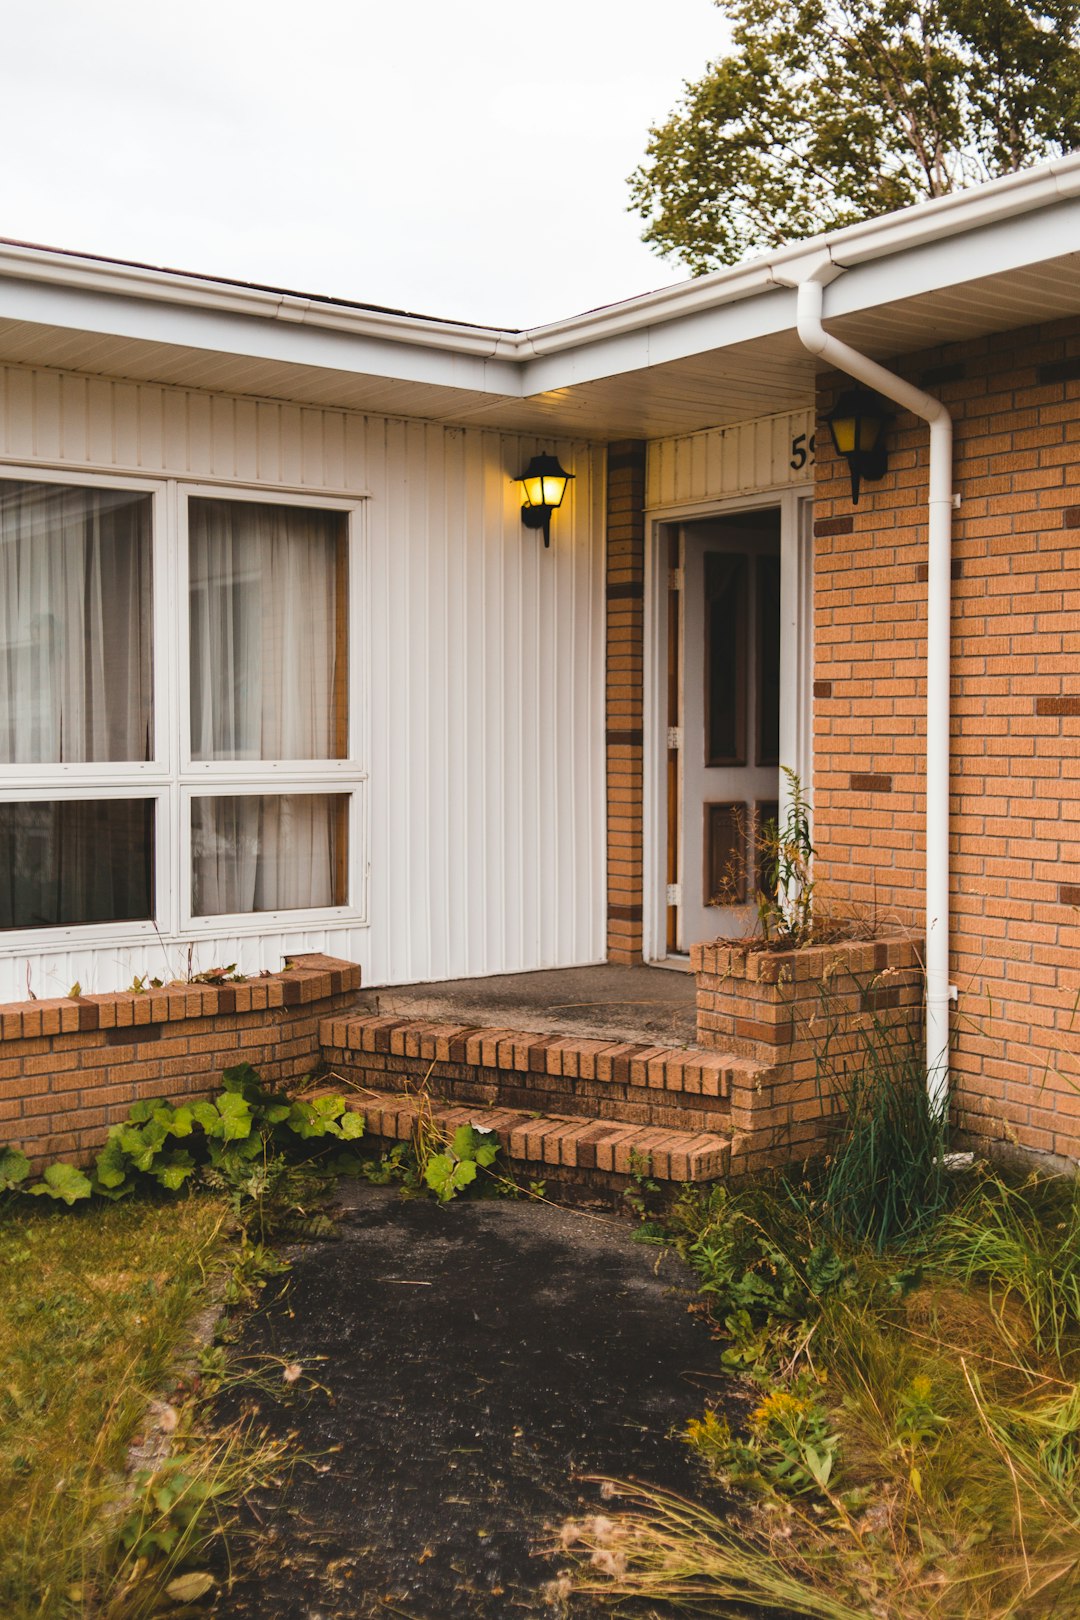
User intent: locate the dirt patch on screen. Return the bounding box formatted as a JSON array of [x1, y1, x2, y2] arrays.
[[208, 1184, 743, 1618]]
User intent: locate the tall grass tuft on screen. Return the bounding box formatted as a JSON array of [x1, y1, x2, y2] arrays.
[[561, 1481, 870, 1619], [929, 1171, 1080, 1358], [818, 1008, 948, 1252]]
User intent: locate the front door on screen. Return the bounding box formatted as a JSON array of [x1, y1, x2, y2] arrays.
[[677, 509, 782, 949]]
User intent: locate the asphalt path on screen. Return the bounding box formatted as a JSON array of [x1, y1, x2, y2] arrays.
[[207, 1183, 744, 1619]]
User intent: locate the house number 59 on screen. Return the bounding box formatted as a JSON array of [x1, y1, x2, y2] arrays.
[[789, 433, 816, 471]]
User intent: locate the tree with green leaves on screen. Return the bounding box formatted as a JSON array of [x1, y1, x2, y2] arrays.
[[630, 0, 1080, 272]]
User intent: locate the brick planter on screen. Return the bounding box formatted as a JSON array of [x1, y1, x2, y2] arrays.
[[691, 930, 925, 1172], [0, 953, 361, 1166]]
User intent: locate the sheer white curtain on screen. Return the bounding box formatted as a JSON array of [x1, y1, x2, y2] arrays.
[[0, 480, 152, 764], [191, 793, 344, 916], [188, 498, 345, 916], [0, 799, 153, 930], [0, 481, 153, 929]]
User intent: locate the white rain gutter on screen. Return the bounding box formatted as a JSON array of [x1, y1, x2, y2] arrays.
[[786, 264, 954, 1116], [2, 150, 1079, 371]]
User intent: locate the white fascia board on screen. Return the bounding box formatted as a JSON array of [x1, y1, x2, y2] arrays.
[[520, 193, 1080, 396], [518, 153, 1080, 360], [827, 196, 1080, 318], [520, 280, 799, 394], [0, 242, 519, 358], [822, 152, 1080, 268], [0, 276, 525, 399], [0, 151, 1078, 407]]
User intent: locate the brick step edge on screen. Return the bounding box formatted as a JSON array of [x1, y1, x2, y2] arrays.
[[345, 1089, 732, 1182], [320, 1014, 761, 1100]]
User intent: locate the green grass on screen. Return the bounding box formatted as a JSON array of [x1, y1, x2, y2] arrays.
[[929, 1172, 1080, 1359], [0, 1193, 229, 1619], [569, 1168, 1080, 1619]]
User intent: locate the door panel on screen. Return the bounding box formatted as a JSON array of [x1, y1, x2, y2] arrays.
[[679, 512, 781, 949]]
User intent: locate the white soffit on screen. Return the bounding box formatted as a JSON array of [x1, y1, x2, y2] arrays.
[[0, 159, 1077, 439]]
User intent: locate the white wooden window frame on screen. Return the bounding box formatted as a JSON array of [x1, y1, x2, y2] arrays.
[[0, 468, 369, 953]]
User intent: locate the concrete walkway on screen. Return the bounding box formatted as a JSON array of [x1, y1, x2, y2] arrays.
[[208, 1182, 739, 1619], [354, 963, 698, 1049]]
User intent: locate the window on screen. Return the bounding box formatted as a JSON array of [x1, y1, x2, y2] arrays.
[[188, 498, 346, 763], [0, 479, 153, 765], [191, 793, 348, 916], [0, 473, 361, 940], [0, 798, 154, 930], [185, 496, 350, 922]]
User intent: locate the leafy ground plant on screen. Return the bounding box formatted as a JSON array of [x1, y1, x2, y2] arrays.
[[422, 1122, 500, 1201], [359, 1080, 532, 1203], [3, 1063, 365, 1231]]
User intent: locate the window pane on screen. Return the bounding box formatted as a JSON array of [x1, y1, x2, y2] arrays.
[[0, 481, 153, 764], [191, 794, 347, 916], [756, 555, 781, 766], [189, 499, 347, 762], [704, 553, 747, 765], [705, 801, 748, 906], [0, 799, 154, 930]]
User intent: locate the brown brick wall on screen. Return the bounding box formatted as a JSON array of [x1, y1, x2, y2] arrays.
[[693, 931, 925, 1171], [811, 315, 1080, 1163], [606, 440, 647, 961], [0, 954, 361, 1165]]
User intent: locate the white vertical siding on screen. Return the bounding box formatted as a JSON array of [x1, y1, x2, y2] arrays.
[[646, 408, 815, 510], [0, 363, 606, 998]]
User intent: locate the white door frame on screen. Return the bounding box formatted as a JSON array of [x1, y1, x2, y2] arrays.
[[642, 485, 814, 965]]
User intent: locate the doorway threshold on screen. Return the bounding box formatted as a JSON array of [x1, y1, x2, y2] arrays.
[[646, 954, 693, 973]]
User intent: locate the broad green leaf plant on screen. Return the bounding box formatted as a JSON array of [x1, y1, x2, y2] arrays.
[[1, 1061, 364, 1211]]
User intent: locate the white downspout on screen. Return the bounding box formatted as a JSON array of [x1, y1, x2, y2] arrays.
[[790, 269, 954, 1118]]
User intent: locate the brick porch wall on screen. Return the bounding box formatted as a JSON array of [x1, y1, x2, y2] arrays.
[[693, 930, 925, 1172], [606, 440, 647, 962], [811, 316, 1080, 1163], [0, 953, 361, 1166]]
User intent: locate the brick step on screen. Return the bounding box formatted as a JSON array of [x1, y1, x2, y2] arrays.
[[320, 1014, 759, 1136], [349, 1088, 732, 1183]]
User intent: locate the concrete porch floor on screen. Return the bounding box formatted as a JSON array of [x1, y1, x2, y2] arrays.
[[355, 962, 699, 1049]]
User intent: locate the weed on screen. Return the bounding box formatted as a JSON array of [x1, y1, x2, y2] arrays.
[[757, 766, 816, 947], [361, 1140, 413, 1186], [0, 1195, 230, 1618], [562, 1483, 869, 1620], [818, 1015, 948, 1252], [563, 1168, 1080, 1619], [4, 1062, 365, 1222], [422, 1123, 499, 1201], [623, 1147, 661, 1225], [686, 1383, 841, 1498], [929, 1170, 1080, 1358], [104, 1416, 291, 1617], [0, 1144, 31, 1195], [358, 1073, 526, 1204]]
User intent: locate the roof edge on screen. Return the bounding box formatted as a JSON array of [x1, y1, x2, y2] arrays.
[[0, 152, 1077, 369]]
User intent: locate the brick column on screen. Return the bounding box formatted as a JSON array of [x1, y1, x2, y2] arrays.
[[605, 441, 647, 962]]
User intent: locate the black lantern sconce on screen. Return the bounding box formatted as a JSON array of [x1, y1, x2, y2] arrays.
[[825, 386, 893, 505], [516, 453, 574, 547]]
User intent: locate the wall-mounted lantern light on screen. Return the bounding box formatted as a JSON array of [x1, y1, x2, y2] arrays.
[[516, 453, 573, 547], [825, 386, 892, 504]]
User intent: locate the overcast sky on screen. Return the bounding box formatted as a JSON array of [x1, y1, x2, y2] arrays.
[[1, 0, 728, 329]]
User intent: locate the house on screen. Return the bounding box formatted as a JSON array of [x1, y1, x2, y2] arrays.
[[0, 155, 1077, 1176]]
